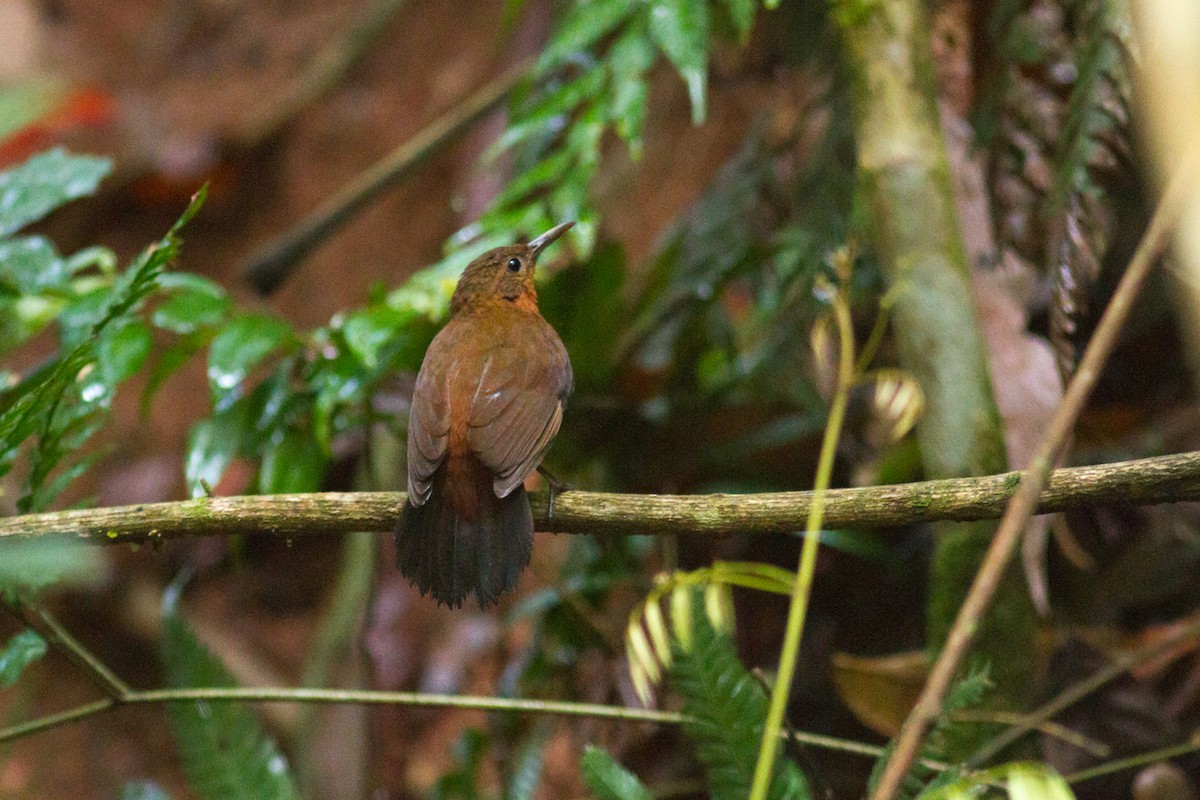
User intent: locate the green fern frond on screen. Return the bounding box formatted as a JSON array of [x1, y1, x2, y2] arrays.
[[867, 668, 992, 800], [580, 745, 653, 800], [160, 596, 300, 800], [0, 183, 205, 512], [625, 562, 793, 703], [1045, 0, 1127, 218], [670, 602, 811, 800], [0, 628, 46, 688]]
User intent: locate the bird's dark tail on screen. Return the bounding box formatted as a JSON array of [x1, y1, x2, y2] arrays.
[[396, 468, 533, 608]]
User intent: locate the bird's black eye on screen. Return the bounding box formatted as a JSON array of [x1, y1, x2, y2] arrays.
[[506, 257, 522, 273]]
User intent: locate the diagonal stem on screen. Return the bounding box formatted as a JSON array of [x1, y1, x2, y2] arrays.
[[1067, 738, 1200, 785], [6, 596, 131, 701], [239, 60, 530, 295], [968, 614, 1200, 766], [868, 152, 1199, 800]]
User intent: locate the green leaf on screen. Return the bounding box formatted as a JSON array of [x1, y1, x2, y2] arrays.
[[153, 274, 231, 334], [580, 745, 653, 800], [917, 762, 1074, 800], [207, 314, 294, 405], [430, 728, 489, 800], [0, 174, 204, 515], [0, 236, 67, 294], [507, 726, 550, 800], [1005, 765, 1075, 800], [608, 19, 656, 154], [15, 189, 199, 509], [721, 0, 756, 40], [489, 149, 575, 212], [0, 295, 64, 355], [259, 427, 325, 494], [537, 0, 637, 72], [0, 148, 111, 237], [98, 319, 153, 385], [342, 306, 407, 371], [0, 629, 47, 688], [184, 408, 247, 498], [186, 364, 297, 496], [309, 349, 366, 450], [492, 69, 609, 159], [160, 602, 301, 800], [57, 284, 112, 350], [0, 538, 103, 601], [648, 0, 710, 124]]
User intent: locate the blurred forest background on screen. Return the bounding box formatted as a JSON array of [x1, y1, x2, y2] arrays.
[[2, 0, 1200, 798]]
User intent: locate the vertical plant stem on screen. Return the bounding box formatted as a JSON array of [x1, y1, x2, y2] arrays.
[[748, 290, 855, 800], [293, 424, 395, 798]]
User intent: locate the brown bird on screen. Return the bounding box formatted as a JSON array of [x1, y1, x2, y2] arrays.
[[397, 223, 574, 607]]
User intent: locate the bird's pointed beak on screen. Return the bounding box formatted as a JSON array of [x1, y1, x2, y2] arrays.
[[528, 221, 574, 258]]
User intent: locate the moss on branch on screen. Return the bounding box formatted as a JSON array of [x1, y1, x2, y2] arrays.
[[2, 451, 1199, 544]]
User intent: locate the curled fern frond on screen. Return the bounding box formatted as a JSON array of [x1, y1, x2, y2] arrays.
[[624, 562, 792, 704], [861, 368, 925, 445]]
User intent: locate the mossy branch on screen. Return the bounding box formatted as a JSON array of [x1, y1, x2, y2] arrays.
[[4, 450, 1200, 543]]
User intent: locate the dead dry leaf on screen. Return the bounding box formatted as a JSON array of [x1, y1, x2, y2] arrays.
[[830, 650, 929, 736]]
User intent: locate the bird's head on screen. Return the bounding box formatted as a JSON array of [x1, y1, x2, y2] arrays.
[[450, 222, 574, 314]]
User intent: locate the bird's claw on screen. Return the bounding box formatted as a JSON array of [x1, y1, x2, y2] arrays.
[[537, 466, 572, 532]]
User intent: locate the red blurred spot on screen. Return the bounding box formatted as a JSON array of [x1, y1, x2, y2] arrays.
[[0, 87, 117, 168]]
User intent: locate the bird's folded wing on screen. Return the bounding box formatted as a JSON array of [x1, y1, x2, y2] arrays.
[[468, 349, 568, 499], [406, 364, 449, 505]]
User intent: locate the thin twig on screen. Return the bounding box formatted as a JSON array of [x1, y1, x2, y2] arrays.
[[0, 699, 116, 743], [230, 0, 409, 147], [5, 450, 1200, 543], [868, 152, 1199, 800], [951, 711, 1109, 759], [240, 60, 531, 295], [1067, 738, 1200, 785], [5, 597, 131, 701], [968, 615, 1200, 766], [0, 683, 896, 765]]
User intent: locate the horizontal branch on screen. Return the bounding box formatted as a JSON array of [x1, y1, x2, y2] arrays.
[[3, 451, 1200, 544]]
